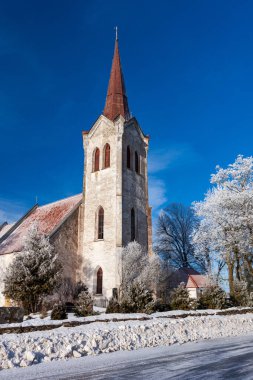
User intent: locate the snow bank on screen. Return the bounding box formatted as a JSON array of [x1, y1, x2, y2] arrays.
[[1, 313, 253, 370]]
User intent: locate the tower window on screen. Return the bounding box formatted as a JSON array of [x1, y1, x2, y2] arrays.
[[131, 208, 135, 241], [97, 207, 104, 240], [135, 151, 139, 174], [127, 146, 131, 169], [104, 143, 110, 168], [96, 267, 103, 294], [94, 148, 100, 172]]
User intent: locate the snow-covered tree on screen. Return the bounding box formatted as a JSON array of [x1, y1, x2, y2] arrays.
[[74, 290, 93, 317], [4, 223, 62, 313], [170, 282, 191, 310], [120, 241, 172, 301], [198, 284, 227, 310], [192, 155, 253, 295]]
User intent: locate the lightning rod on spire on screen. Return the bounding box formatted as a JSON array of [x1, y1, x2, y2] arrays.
[[115, 26, 118, 41]]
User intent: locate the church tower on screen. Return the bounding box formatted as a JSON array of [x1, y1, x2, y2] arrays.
[[81, 33, 152, 305]]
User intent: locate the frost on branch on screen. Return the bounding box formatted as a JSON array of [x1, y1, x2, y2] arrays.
[[192, 155, 253, 296], [120, 241, 173, 303], [4, 223, 62, 313]]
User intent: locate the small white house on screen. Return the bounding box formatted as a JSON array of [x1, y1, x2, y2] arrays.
[[172, 268, 209, 299]]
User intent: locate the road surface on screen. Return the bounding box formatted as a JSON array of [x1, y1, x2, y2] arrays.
[[1, 334, 253, 379]]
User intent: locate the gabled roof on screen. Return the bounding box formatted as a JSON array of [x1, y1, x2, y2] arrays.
[[175, 268, 209, 289], [0, 194, 82, 255]]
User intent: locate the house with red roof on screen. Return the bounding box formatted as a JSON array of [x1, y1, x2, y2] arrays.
[[171, 268, 209, 299]]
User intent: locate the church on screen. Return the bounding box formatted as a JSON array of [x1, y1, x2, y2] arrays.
[[0, 34, 152, 307]]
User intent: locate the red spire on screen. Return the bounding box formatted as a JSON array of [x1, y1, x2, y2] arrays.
[[103, 33, 130, 121]]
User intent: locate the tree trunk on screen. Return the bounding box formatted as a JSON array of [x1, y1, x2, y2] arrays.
[[228, 263, 234, 296]]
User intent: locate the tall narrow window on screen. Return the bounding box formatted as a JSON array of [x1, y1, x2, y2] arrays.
[[97, 267, 103, 294], [98, 207, 104, 239], [131, 208, 135, 241], [94, 148, 100, 172], [127, 146, 131, 169], [104, 143, 110, 168], [135, 151, 139, 173]]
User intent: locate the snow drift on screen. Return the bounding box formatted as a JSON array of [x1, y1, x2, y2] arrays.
[[1, 313, 253, 370]]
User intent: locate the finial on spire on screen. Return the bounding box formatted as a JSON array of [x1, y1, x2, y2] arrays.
[[115, 26, 118, 41]]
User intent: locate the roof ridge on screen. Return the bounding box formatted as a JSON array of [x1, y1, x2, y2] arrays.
[[38, 193, 82, 209]]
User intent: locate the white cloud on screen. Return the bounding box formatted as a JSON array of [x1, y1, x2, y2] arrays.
[[149, 177, 167, 211], [0, 198, 27, 224], [148, 144, 198, 174]]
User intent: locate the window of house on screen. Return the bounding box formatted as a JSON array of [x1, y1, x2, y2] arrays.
[[104, 143, 110, 168], [131, 208, 135, 241], [127, 146, 131, 169], [97, 267, 103, 294], [98, 207, 104, 239], [94, 148, 100, 172], [135, 151, 139, 174]]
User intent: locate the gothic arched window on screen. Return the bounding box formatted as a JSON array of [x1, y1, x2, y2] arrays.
[[97, 207, 104, 240], [127, 146, 131, 169], [131, 208, 135, 241], [104, 143, 110, 168], [97, 267, 103, 294], [135, 151, 139, 174], [93, 148, 100, 172]]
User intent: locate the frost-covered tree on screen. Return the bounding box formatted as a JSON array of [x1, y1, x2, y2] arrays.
[[4, 223, 62, 313], [232, 280, 250, 307], [74, 290, 93, 317], [170, 283, 191, 310], [155, 203, 205, 271], [198, 285, 227, 310], [192, 155, 253, 295], [120, 241, 172, 301]]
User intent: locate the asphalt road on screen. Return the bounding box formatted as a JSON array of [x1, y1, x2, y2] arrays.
[[2, 334, 253, 380]]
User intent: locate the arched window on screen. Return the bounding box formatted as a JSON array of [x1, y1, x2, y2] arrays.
[[131, 208, 135, 241], [97, 207, 104, 239], [104, 143, 110, 168], [94, 148, 100, 172], [135, 151, 139, 173], [97, 267, 103, 294], [127, 146, 131, 169]]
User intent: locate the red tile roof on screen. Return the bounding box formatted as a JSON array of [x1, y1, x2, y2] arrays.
[[0, 194, 82, 255], [174, 268, 209, 289]]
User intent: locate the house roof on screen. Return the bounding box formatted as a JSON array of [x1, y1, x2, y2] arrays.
[[0, 194, 82, 255], [175, 268, 209, 289]]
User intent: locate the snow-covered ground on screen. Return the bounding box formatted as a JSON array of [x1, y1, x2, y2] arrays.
[[1, 312, 253, 370], [1, 333, 253, 380]]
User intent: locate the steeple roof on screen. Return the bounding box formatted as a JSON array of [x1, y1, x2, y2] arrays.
[[103, 35, 130, 121]]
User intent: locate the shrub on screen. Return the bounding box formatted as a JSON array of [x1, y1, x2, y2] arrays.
[[106, 298, 121, 314], [51, 304, 67, 320], [198, 285, 227, 309], [121, 282, 155, 314], [73, 281, 88, 301], [231, 280, 250, 307], [170, 283, 191, 310], [74, 291, 93, 317]]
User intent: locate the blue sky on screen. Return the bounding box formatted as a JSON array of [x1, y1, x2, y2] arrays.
[[1, 0, 253, 223]]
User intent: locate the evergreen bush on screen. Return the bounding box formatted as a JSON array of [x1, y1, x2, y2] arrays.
[[170, 283, 191, 310], [74, 290, 93, 317], [198, 285, 227, 309], [51, 304, 67, 320]]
